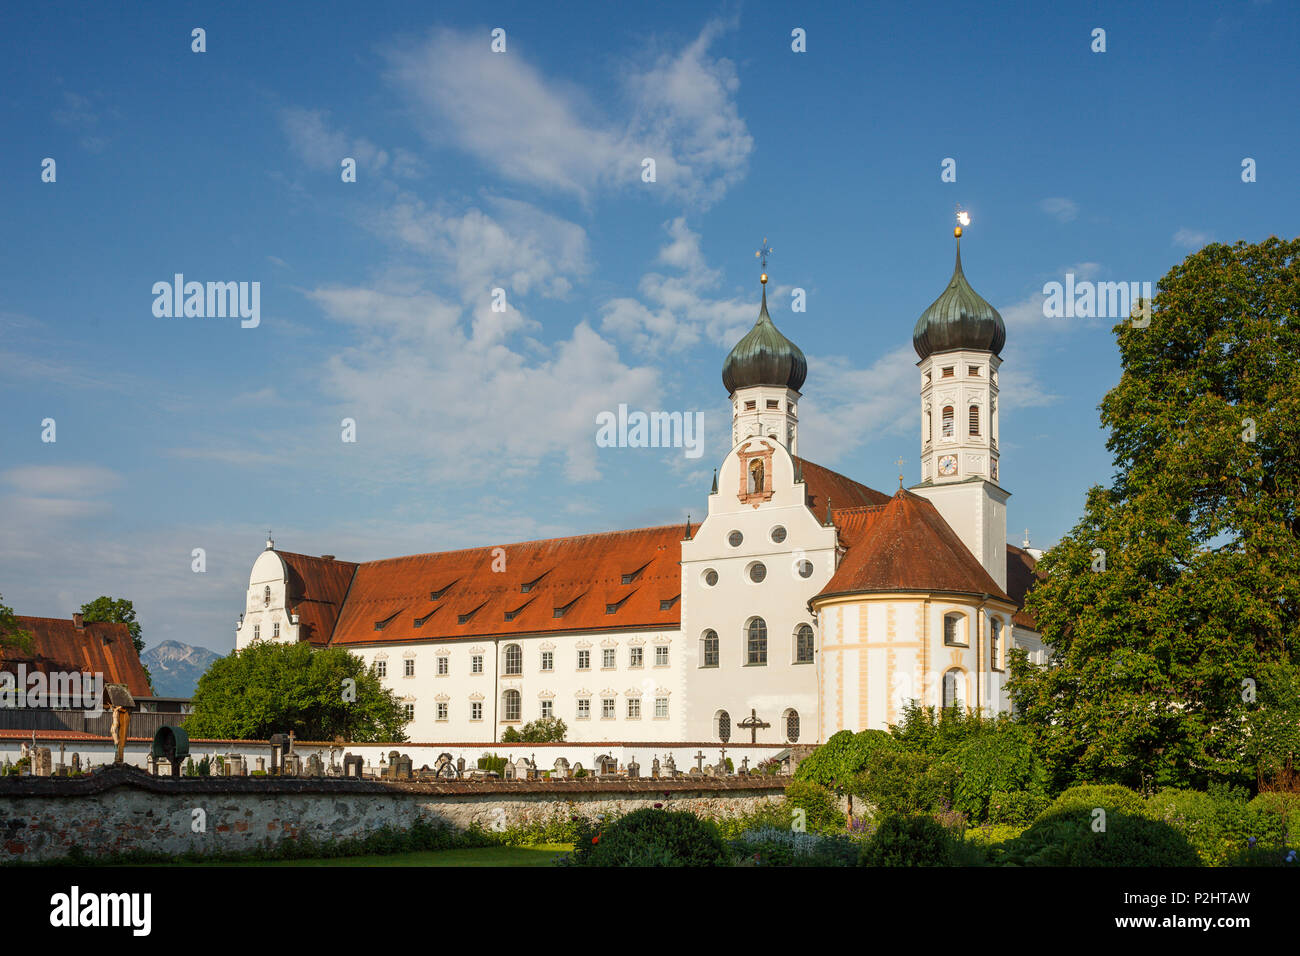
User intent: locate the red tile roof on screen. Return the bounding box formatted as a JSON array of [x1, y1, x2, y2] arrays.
[[276, 552, 359, 646], [1, 616, 152, 699], [816, 489, 1013, 604], [796, 457, 891, 519], [1005, 545, 1044, 629], [326, 524, 685, 646]]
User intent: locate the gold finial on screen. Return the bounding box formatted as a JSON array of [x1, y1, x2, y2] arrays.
[[954, 205, 970, 238], [755, 237, 773, 283]]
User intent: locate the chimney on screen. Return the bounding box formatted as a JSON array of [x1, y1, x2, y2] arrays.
[[73, 613, 84, 630]]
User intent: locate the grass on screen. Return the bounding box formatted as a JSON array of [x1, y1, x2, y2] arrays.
[[159, 843, 574, 867]]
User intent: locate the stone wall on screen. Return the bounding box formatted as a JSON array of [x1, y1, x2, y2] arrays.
[[0, 767, 787, 863]]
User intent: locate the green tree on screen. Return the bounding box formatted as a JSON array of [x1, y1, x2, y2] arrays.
[[184, 640, 407, 741], [1008, 238, 1300, 793], [0, 594, 33, 653], [80, 595, 152, 691], [501, 717, 567, 743]]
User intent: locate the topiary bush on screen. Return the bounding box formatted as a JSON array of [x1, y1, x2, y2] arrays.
[[1035, 783, 1146, 823], [858, 814, 957, 867], [1146, 787, 1249, 866], [565, 808, 729, 867], [784, 779, 845, 834], [1001, 809, 1200, 867], [794, 729, 898, 791]]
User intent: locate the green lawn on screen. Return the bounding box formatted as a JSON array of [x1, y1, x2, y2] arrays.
[[171, 843, 574, 867]]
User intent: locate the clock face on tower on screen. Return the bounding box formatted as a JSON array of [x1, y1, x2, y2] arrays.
[[938, 455, 958, 476]]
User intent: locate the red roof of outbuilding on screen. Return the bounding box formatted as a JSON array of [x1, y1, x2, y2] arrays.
[[2, 616, 152, 699], [816, 489, 1013, 604]]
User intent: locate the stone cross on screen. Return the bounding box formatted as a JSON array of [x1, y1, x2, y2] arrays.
[[694, 750, 706, 772], [737, 708, 770, 744]]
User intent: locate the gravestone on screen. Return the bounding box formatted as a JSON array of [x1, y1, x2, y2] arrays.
[[571, 762, 584, 777], [663, 754, 676, 777], [595, 754, 617, 776], [256, 756, 266, 774], [343, 753, 364, 778], [386, 753, 413, 781], [626, 758, 640, 779], [552, 757, 570, 779], [305, 753, 324, 777], [650, 756, 660, 779], [70, 753, 81, 774], [456, 757, 466, 775], [282, 753, 302, 777], [269, 733, 291, 773], [740, 756, 750, 775], [34, 747, 53, 777]]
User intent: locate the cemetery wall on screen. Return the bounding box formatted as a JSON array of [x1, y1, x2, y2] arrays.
[[0, 767, 787, 863]]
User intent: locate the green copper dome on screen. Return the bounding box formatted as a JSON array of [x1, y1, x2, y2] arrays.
[[913, 242, 1005, 359], [722, 286, 808, 393]]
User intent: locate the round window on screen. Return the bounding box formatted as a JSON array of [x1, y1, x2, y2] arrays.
[[749, 562, 767, 583], [728, 530, 743, 547], [770, 525, 787, 544], [797, 559, 814, 579], [703, 569, 718, 587]]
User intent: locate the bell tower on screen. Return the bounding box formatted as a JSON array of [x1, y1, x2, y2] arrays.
[[910, 214, 1009, 591]]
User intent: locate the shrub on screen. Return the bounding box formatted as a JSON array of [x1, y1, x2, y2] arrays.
[[476, 753, 507, 776], [888, 701, 991, 756], [795, 729, 898, 791], [1146, 788, 1249, 866], [938, 726, 1048, 824], [784, 779, 845, 834], [714, 800, 795, 839], [853, 749, 954, 818], [1002, 809, 1200, 867], [1245, 792, 1300, 851], [989, 789, 1051, 827], [565, 808, 729, 867], [859, 814, 957, 866], [734, 826, 859, 867], [1035, 783, 1145, 823]]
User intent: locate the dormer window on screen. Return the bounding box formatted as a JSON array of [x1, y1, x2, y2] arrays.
[[414, 610, 435, 627], [606, 593, 632, 614], [621, 562, 650, 585], [458, 604, 485, 625], [520, 570, 548, 593], [374, 611, 400, 631], [504, 601, 531, 622], [430, 581, 456, 601], [553, 595, 581, 619], [659, 595, 680, 611]]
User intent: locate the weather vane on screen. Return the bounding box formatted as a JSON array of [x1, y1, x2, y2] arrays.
[[755, 237, 773, 283]]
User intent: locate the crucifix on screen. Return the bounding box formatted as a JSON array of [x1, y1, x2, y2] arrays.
[[755, 237, 774, 274], [737, 708, 771, 744], [895, 456, 906, 489], [694, 750, 706, 772], [1023, 528, 1031, 548]]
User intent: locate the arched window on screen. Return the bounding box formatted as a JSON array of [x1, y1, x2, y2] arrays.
[[504, 643, 522, 675], [969, 404, 980, 436], [715, 709, 731, 743], [794, 624, 815, 663], [942, 669, 964, 710], [943, 612, 966, 646], [990, 619, 1001, 669], [263, 585, 271, 607], [925, 407, 932, 442], [746, 617, 767, 665], [942, 406, 954, 438], [784, 708, 800, 743], [502, 689, 521, 722], [701, 629, 719, 667]]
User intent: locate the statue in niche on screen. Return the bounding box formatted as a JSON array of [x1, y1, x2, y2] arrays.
[[748, 458, 765, 494]]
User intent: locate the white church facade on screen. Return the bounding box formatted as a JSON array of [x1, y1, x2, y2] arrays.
[[235, 234, 1047, 747]]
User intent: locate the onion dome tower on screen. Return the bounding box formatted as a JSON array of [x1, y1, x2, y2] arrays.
[[722, 240, 806, 453]]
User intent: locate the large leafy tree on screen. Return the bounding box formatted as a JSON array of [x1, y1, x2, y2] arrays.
[[184, 639, 409, 742], [1008, 237, 1300, 792]]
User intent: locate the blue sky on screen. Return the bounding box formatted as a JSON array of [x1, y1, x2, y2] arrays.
[[2, 1, 1296, 653]]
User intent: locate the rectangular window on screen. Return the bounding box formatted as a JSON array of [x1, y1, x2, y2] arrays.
[[577, 698, 590, 719], [629, 647, 644, 668], [541, 700, 553, 719], [655, 697, 669, 719], [253, 624, 260, 640], [969, 366, 981, 376], [627, 698, 641, 719], [766, 399, 780, 409], [744, 400, 756, 410], [376, 660, 386, 678], [471, 701, 483, 721], [577, 649, 590, 670], [403, 703, 414, 721], [941, 366, 954, 378], [272, 622, 280, 638], [602, 648, 616, 669], [472, 655, 483, 674], [601, 698, 615, 719], [404, 659, 415, 677], [655, 646, 669, 667], [969, 405, 980, 437], [436, 702, 448, 721], [437, 657, 448, 675], [944, 614, 966, 646], [541, 650, 553, 672]]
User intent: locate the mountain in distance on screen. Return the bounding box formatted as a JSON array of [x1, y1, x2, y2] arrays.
[[141, 640, 222, 697]]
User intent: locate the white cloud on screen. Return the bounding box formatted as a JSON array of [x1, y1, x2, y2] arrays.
[[383, 21, 751, 206], [2, 465, 121, 498], [1038, 197, 1079, 223], [1173, 228, 1212, 249], [797, 346, 920, 464], [280, 108, 424, 178]]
